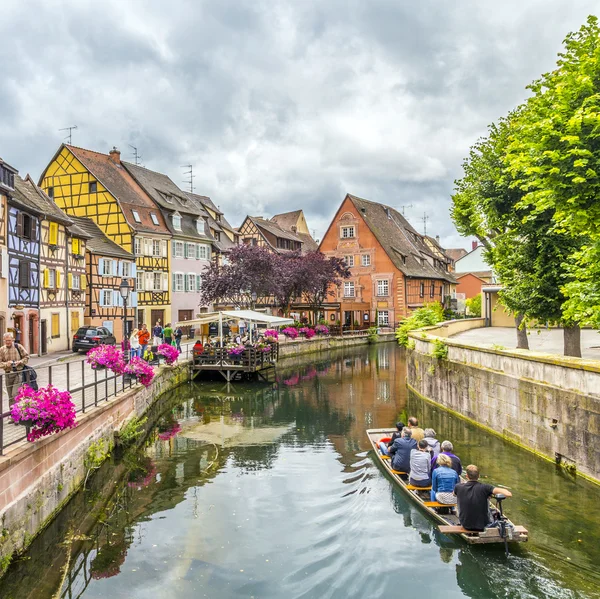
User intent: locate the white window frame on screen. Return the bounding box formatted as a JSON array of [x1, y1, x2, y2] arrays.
[[186, 242, 196, 259], [172, 214, 182, 231], [378, 310, 389, 326], [361, 254, 371, 266], [153, 272, 163, 291], [174, 241, 184, 258], [102, 289, 113, 306], [101, 259, 112, 276], [152, 240, 161, 257], [48, 269, 56, 289], [134, 237, 142, 256], [198, 244, 209, 260], [341, 226, 355, 239], [344, 281, 355, 297], [345, 255, 354, 267], [72, 274, 81, 290], [136, 272, 144, 291], [186, 273, 195, 292], [122, 262, 132, 278], [174, 272, 184, 292], [132, 210, 141, 223], [150, 213, 159, 226], [377, 280, 389, 297], [196, 219, 205, 235]]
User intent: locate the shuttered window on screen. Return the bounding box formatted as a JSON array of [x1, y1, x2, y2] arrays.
[[51, 313, 60, 338], [49, 222, 58, 245], [18, 261, 30, 288], [187, 273, 195, 293], [72, 238, 80, 254]]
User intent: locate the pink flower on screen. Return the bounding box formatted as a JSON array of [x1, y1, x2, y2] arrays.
[[156, 344, 179, 365], [125, 357, 155, 387], [86, 345, 126, 374], [282, 327, 298, 339], [299, 327, 316, 339], [264, 329, 279, 339], [315, 325, 329, 335]]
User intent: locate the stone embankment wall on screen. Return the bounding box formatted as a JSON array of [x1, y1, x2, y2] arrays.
[[0, 363, 188, 573], [407, 321, 600, 485]]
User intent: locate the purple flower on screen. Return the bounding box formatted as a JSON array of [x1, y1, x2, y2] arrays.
[[299, 327, 316, 339], [125, 358, 155, 387], [86, 345, 126, 374], [264, 329, 279, 339], [228, 345, 245, 356], [156, 344, 179, 365], [282, 327, 298, 339], [315, 325, 329, 335]]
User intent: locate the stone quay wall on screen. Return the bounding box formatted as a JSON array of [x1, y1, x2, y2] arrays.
[[407, 322, 600, 485]]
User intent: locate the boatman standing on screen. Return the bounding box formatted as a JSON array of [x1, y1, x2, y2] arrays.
[[454, 465, 512, 531]]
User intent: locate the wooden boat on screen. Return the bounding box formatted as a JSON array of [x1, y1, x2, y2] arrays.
[[366, 428, 528, 545]]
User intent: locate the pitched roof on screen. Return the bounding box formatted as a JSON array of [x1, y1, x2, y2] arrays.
[[22, 175, 73, 225], [445, 248, 468, 261], [187, 192, 237, 234], [295, 232, 319, 252], [270, 210, 302, 231], [64, 145, 170, 235], [456, 270, 493, 281], [10, 176, 46, 216], [345, 194, 457, 283], [68, 216, 134, 259]]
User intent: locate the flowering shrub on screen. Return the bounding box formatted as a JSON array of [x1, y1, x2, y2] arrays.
[[315, 324, 329, 335], [126, 357, 155, 387], [11, 385, 77, 442], [264, 329, 279, 340], [228, 345, 245, 356], [157, 343, 179, 365], [282, 327, 298, 339], [259, 345, 272, 353], [158, 423, 182, 441], [86, 345, 126, 374], [299, 327, 316, 339]]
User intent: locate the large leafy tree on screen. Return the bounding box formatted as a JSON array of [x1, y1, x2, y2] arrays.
[[504, 15, 600, 334]]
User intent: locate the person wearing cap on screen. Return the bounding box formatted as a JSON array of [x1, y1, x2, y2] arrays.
[[379, 421, 405, 456]]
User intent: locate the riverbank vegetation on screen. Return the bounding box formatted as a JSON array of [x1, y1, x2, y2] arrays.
[[452, 16, 600, 357], [395, 303, 444, 347]]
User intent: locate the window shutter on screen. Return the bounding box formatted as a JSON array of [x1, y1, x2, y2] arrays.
[[172, 240, 176, 255], [162, 240, 168, 257], [184, 243, 188, 259], [172, 273, 176, 292], [98, 258, 104, 275], [30, 218, 38, 241], [143, 239, 150, 255], [112, 260, 118, 276], [99, 290, 106, 307], [196, 274, 202, 292], [56, 270, 61, 289], [43, 268, 49, 288], [0, 250, 7, 279], [113, 290, 120, 307], [15, 212, 23, 237], [131, 291, 138, 307], [68, 273, 73, 289], [81, 275, 87, 289], [184, 274, 189, 292], [163, 272, 169, 291], [117, 261, 123, 277], [131, 262, 136, 278], [72, 238, 79, 254]]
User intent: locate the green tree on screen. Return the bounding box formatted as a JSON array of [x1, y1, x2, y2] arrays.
[[504, 16, 600, 339], [465, 293, 482, 317]]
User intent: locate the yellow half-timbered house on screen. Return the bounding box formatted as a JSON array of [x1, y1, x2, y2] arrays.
[[39, 145, 171, 330]]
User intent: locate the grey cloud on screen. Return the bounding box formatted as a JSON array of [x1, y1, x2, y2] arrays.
[[1, 0, 599, 250]]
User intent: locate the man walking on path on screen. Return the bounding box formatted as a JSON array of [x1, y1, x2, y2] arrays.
[[153, 321, 163, 346], [0, 333, 29, 403]]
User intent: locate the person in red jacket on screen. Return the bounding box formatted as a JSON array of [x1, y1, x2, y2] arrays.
[[138, 324, 151, 357]]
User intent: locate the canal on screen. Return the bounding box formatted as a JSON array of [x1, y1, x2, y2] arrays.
[[1, 343, 599, 599]]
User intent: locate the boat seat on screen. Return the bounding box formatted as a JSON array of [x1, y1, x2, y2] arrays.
[[381, 455, 390, 460], [424, 501, 455, 508], [407, 484, 432, 491], [439, 525, 528, 535], [391, 470, 407, 475]]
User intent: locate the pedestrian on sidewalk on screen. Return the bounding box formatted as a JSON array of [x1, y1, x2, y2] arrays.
[[163, 323, 173, 346], [130, 329, 141, 359], [138, 324, 150, 356], [174, 325, 183, 352], [0, 333, 29, 404], [152, 321, 163, 346]]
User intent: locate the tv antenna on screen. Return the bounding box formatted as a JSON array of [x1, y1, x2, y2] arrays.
[[129, 144, 143, 166], [401, 204, 413, 216], [421, 212, 430, 235], [59, 125, 78, 145], [182, 164, 195, 193]]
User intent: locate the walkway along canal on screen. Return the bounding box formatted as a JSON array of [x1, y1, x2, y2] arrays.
[[0, 344, 599, 598]]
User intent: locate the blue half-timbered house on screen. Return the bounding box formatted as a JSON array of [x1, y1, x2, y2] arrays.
[[8, 176, 42, 354]]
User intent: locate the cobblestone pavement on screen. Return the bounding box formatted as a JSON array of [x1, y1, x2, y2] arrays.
[[450, 326, 600, 359]]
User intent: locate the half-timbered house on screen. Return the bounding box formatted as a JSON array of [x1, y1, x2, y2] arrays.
[[69, 217, 136, 339], [122, 162, 214, 326], [238, 211, 317, 254], [13, 176, 92, 353], [38, 145, 171, 329], [8, 177, 42, 354], [319, 194, 457, 328], [0, 158, 17, 339]]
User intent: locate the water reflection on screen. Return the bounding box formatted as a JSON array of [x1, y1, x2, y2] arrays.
[[0, 343, 599, 599]]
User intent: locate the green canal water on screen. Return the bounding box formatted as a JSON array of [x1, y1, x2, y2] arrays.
[[1, 344, 599, 599]]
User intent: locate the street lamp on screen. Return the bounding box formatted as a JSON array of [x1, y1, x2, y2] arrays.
[[119, 278, 130, 362]]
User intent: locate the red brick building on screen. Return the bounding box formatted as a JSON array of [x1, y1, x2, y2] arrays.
[[319, 194, 456, 328]]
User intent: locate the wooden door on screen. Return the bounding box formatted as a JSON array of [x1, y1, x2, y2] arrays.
[[151, 309, 164, 327], [178, 309, 193, 337], [41, 320, 47, 355]]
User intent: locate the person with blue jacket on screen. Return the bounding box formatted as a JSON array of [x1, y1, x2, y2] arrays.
[[389, 428, 417, 473], [431, 453, 460, 504]]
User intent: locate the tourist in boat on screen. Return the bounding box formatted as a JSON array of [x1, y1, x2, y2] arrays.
[[378, 421, 405, 456], [430, 454, 459, 504], [389, 428, 417, 473], [408, 417, 425, 442], [432, 441, 462, 475], [454, 465, 512, 531], [423, 428, 441, 457], [408, 439, 432, 487]]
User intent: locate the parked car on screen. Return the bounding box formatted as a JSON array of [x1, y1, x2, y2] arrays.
[[208, 322, 231, 337], [72, 327, 117, 352]]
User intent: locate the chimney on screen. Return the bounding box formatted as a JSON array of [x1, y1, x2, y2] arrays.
[[291, 225, 297, 233], [472, 240, 478, 251], [109, 146, 121, 164], [435, 235, 440, 244]]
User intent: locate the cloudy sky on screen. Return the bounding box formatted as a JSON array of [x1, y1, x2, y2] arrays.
[[1, 1, 598, 248]]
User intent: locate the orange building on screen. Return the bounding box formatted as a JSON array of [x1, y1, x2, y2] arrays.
[[319, 194, 456, 328], [455, 272, 491, 299]]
